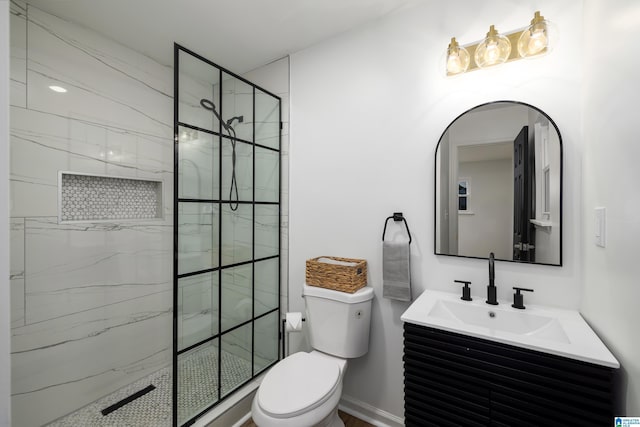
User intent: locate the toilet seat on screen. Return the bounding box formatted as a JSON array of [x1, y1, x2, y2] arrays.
[[257, 352, 341, 418]]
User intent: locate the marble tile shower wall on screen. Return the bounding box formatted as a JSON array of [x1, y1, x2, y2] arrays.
[[9, 2, 174, 426]]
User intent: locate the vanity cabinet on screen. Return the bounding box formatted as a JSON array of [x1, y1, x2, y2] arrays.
[[403, 322, 617, 426]]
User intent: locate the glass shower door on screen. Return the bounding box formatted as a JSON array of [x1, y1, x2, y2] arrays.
[[174, 45, 281, 427]]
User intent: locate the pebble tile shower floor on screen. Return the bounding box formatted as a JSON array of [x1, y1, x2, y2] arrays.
[[47, 347, 252, 426]]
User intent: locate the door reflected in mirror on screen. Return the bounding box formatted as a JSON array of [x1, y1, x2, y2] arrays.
[[435, 101, 562, 266]]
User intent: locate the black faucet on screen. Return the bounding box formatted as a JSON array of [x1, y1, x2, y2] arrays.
[[486, 252, 498, 305], [512, 287, 534, 309]]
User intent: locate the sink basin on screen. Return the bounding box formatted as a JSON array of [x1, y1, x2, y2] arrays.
[[428, 299, 570, 343], [401, 290, 619, 368]]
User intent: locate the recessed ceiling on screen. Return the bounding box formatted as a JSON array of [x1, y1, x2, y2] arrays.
[[26, 0, 419, 73]]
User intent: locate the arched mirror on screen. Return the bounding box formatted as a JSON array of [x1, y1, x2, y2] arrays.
[[435, 101, 562, 266]]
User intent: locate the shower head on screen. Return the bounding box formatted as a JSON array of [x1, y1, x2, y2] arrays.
[[226, 116, 244, 127], [200, 98, 223, 123], [199, 98, 216, 111]]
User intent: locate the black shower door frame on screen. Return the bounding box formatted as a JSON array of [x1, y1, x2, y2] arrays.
[[173, 43, 282, 427]]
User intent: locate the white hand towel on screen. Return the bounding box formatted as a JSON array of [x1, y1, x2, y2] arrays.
[[383, 240, 411, 301], [317, 257, 359, 267]]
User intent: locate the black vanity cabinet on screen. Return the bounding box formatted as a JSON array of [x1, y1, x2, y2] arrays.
[[403, 322, 617, 426]]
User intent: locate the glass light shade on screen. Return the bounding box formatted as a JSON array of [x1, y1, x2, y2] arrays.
[[518, 11, 549, 57], [446, 37, 470, 75], [474, 25, 511, 68]]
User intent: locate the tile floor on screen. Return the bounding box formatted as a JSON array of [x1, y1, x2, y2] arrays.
[[46, 346, 252, 426]]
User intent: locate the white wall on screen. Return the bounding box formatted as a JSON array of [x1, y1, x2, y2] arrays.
[[458, 158, 512, 259], [581, 0, 640, 415], [290, 0, 584, 418], [1, 2, 12, 425], [445, 105, 526, 258]]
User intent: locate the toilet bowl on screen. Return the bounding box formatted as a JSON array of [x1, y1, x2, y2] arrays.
[[251, 351, 347, 427], [251, 284, 374, 427]]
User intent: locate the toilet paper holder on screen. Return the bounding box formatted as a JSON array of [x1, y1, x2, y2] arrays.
[[281, 315, 306, 359]]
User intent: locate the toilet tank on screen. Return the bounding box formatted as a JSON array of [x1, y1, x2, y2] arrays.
[[303, 284, 374, 358]]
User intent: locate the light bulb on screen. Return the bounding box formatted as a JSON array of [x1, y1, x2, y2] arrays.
[[486, 42, 499, 62], [474, 25, 511, 68], [446, 37, 470, 75], [518, 11, 549, 57], [528, 29, 547, 52]]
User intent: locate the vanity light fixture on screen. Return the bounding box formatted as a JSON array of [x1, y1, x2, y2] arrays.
[[446, 11, 551, 76]]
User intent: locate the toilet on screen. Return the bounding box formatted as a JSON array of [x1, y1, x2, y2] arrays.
[[251, 284, 375, 427]]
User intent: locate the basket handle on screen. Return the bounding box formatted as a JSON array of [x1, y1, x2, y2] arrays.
[[382, 212, 412, 244]]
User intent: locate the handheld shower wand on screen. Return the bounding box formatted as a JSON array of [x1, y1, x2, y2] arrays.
[[199, 98, 243, 211], [200, 99, 244, 131]]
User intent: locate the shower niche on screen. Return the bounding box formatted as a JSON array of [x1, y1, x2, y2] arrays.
[[174, 45, 281, 426], [59, 172, 163, 222]]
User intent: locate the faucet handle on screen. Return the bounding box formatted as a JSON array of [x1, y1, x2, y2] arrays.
[[454, 280, 472, 301], [512, 287, 534, 309]]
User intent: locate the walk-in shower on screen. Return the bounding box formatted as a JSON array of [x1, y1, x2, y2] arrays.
[[174, 44, 282, 426], [9, 3, 281, 425]]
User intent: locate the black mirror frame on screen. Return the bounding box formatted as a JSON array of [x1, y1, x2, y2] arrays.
[[433, 100, 563, 266]]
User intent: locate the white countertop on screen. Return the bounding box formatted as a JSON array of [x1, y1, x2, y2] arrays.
[[401, 289, 620, 369]]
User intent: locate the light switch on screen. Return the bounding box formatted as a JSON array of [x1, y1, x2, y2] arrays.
[[595, 207, 606, 248]]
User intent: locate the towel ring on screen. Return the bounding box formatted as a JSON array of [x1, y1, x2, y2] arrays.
[[382, 212, 412, 244]]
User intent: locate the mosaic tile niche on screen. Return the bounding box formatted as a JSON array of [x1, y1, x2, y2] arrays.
[[60, 173, 163, 222]]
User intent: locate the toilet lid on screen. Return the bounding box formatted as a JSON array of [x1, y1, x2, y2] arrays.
[[258, 352, 341, 418]]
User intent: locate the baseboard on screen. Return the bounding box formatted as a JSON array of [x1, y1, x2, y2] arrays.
[[339, 395, 404, 427], [231, 412, 252, 427]]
